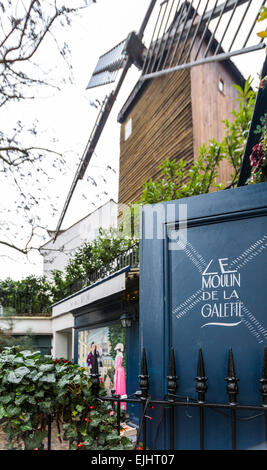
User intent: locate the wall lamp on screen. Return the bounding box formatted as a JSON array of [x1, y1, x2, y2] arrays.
[[120, 311, 135, 328]]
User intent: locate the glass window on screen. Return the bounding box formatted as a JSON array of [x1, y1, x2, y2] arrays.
[[124, 118, 132, 140], [78, 324, 126, 397]]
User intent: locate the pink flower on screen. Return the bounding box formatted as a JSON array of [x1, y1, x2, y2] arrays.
[[249, 143, 265, 171]]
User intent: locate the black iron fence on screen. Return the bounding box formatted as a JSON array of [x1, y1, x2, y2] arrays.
[[89, 346, 267, 451]]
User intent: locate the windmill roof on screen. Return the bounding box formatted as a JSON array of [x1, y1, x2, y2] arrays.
[[117, 2, 247, 124]]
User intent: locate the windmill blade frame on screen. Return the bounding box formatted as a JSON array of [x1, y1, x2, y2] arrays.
[[53, 0, 157, 242], [53, 0, 266, 242]]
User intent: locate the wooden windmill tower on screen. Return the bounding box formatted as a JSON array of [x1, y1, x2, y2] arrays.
[[54, 0, 266, 239]]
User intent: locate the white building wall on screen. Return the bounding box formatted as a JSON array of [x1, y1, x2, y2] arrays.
[[0, 314, 74, 361], [40, 199, 118, 279], [51, 312, 74, 360], [0, 317, 52, 335], [8, 201, 119, 361]]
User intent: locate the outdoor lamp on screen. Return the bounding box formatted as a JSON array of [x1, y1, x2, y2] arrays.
[[120, 311, 134, 328]]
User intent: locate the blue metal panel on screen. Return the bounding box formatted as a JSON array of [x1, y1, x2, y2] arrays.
[[140, 182, 267, 449], [126, 321, 140, 424]]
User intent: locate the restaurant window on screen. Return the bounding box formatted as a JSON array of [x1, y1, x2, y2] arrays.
[[78, 324, 126, 398]]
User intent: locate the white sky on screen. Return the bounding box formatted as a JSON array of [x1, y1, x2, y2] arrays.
[[0, 0, 266, 280]]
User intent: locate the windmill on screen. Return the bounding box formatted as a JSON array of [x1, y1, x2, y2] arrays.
[[53, 0, 266, 241]]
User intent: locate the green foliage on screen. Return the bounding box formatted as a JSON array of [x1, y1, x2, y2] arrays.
[[0, 228, 137, 311], [257, 6, 267, 38], [0, 275, 52, 315], [139, 78, 257, 205], [65, 227, 136, 285], [0, 327, 34, 353], [49, 227, 137, 299], [248, 113, 267, 183], [0, 348, 132, 450], [222, 77, 256, 182], [139, 140, 224, 204]]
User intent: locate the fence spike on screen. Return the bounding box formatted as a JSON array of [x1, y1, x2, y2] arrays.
[[197, 349, 205, 377], [168, 348, 177, 377], [141, 347, 148, 376], [139, 348, 149, 398], [262, 348, 267, 379], [228, 348, 236, 377], [260, 347, 267, 407], [167, 348, 178, 400], [225, 348, 239, 404], [196, 348, 208, 403]]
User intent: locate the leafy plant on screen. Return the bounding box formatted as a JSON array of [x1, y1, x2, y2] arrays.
[[0, 348, 132, 450], [222, 77, 256, 184], [62, 227, 136, 292], [257, 6, 267, 39], [0, 276, 52, 315], [248, 114, 267, 183], [0, 227, 137, 312], [138, 77, 257, 205], [0, 327, 34, 353]]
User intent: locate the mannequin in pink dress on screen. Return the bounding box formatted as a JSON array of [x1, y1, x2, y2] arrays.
[[114, 344, 126, 410]]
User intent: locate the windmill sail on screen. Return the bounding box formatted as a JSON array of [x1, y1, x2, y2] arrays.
[[53, 0, 266, 241], [86, 39, 128, 89], [53, 0, 157, 241], [140, 0, 266, 81], [54, 94, 115, 238]]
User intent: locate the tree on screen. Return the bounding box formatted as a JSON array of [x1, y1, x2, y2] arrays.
[[0, 0, 95, 261]]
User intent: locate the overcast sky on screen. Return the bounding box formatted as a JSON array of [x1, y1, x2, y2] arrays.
[[0, 0, 266, 280]]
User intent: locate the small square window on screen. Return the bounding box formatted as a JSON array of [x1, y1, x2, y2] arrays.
[[124, 118, 132, 140], [218, 78, 224, 94]]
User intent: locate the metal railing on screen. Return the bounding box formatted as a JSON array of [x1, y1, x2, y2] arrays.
[[89, 346, 267, 450], [69, 243, 139, 294], [0, 293, 51, 316]]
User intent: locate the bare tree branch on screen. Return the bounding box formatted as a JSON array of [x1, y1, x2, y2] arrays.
[[0, 0, 95, 262]]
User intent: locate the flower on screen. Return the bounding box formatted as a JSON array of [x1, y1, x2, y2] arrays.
[[259, 76, 267, 89], [249, 143, 265, 171]]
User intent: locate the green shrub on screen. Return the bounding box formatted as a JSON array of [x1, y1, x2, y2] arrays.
[[0, 347, 132, 450]]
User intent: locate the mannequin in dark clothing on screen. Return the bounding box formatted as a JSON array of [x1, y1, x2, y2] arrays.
[[87, 342, 99, 372]]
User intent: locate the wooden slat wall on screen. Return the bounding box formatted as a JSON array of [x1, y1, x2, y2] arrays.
[[118, 36, 244, 211], [190, 41, 243, 187], [118, 66, 193, 207]]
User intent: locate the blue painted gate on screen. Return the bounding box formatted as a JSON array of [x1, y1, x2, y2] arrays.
[[139, 183, 267, 450]]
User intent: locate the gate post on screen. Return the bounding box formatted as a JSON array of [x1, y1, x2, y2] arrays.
[[196, 349, 208, 450], [260, 347, 267, 448], [138, 348, 150, 450], [167, 348, 178, 450], [225, 349, 239, 450]]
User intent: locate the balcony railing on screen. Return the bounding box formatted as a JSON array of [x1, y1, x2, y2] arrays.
[[69, 243, 139, 294], [0, 293, 51, 316], [0, 244, 140, 314]]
